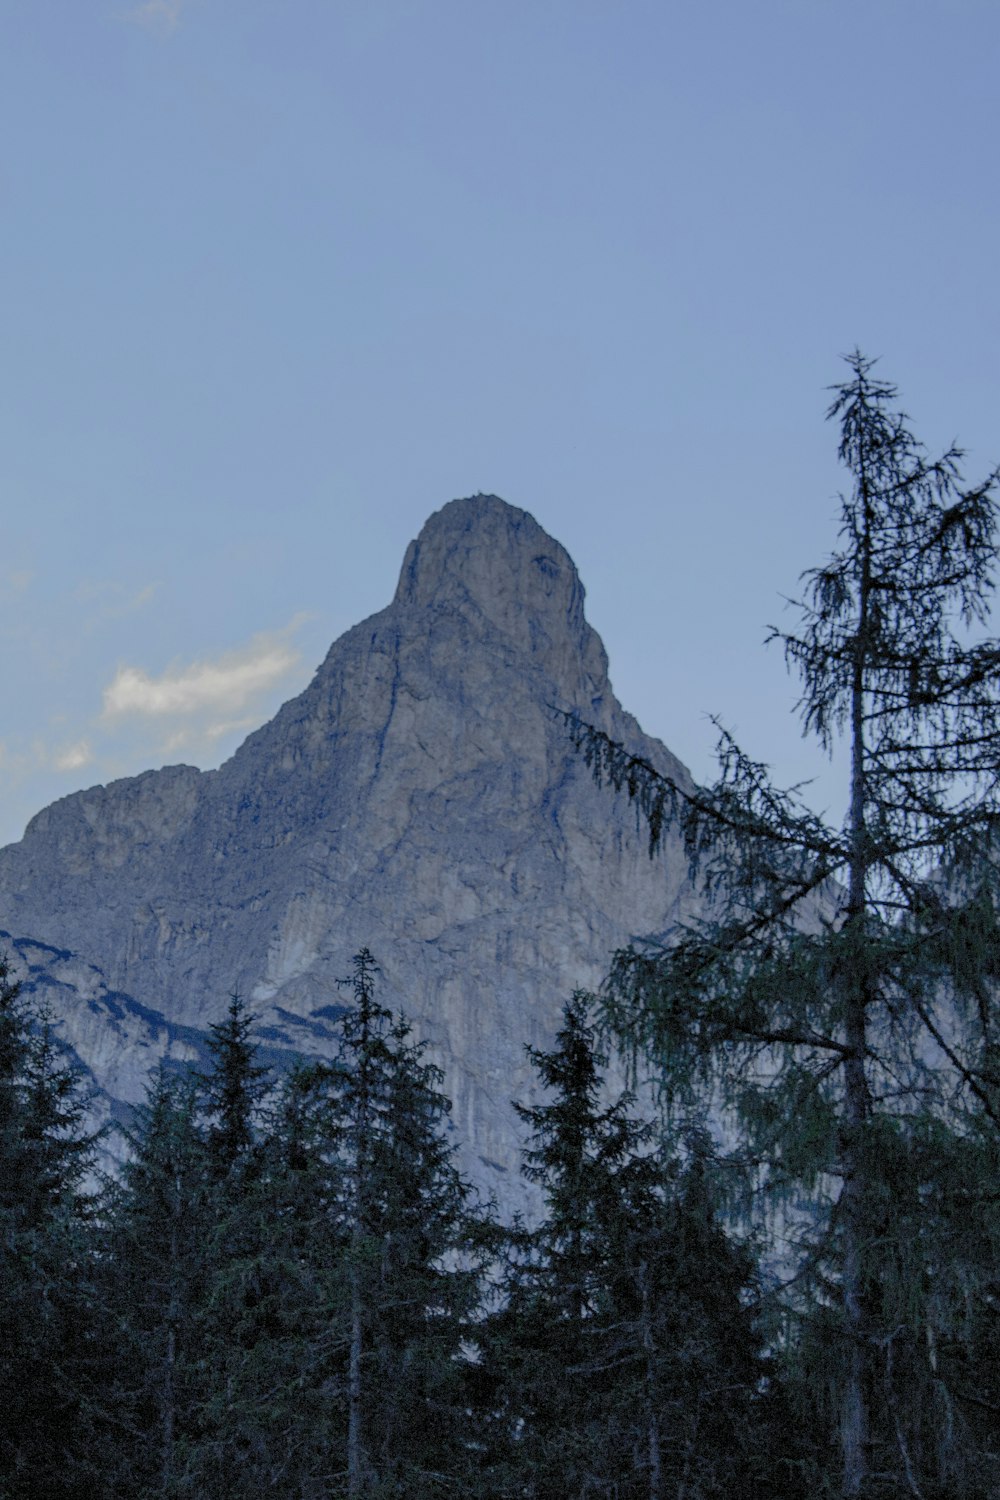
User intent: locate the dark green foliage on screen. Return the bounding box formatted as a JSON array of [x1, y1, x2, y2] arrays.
[[331, 949, 496, 1497], [153, 952, 496, 1498], [567, 354, 1000, 1496], [101, 1068, 211, 1497], [187, 1059, 353, 1496], [198, 992, 270, 1178], [493, 994, 800, 1499], [0, 955, 104, 1499]]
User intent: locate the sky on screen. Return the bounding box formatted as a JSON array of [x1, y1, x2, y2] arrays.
[[2, 0, 998, 848]]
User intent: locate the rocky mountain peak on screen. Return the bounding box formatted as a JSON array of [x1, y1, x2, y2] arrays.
[[1, 496, 695, 1212], [393, 494, 607, 691]]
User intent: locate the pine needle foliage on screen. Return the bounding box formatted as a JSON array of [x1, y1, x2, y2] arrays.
[[0, 954, 104, 1499], [494, 994, 800, 1499], [330, 948, 496, 1498], [564, 354, 1000, 1497], [102, 1067, 212, 1497], [197, 992, 270, 1178]]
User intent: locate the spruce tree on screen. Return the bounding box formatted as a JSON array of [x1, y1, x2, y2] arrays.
[[497, 992, 654, 1496], [190, 952, 495, 1497], [496, 994, 790, 1499], [0, 955, 104, 1499], [330, 948, 493, 1497], [198, 992, 269, 1179], [102, 1067, 211, 1497], [188, 1058, 352, 1497], [566, 353, 1000, 1496], [181, 996, 279, 1493]]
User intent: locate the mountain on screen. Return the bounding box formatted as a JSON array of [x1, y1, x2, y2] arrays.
[[0, 496, 697, 1205]]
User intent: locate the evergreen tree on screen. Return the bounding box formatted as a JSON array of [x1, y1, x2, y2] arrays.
[[102, 1067, 211, 1497], [0, 955, 104, 1499], [495, 994, 792, 1499], [180, 996, 282, 1493], [330, 948, 493, 1497], [187, 951, 495, 1498], [197, 992, 269, 1179], [188, 1058, 352, 1497], [493, 992, 649, 1497], [566, 353, 1000, 1496]]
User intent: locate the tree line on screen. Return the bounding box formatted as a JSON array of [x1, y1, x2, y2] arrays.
[[0, 949, 806, 1499]]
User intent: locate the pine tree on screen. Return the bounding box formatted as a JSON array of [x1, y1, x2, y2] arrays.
[[187, 1058, 352, 1497], [331, 948, 493, 1497], [566, 353, 1000, 1496], [188, 952, 495, 1497], [180, 996, 283, 1494], [496, 992, 653, 1496], [0, 955, 104, 1499], [198, 992, 269, 1179], [102, 1067, 211, 1497], [495, 994, 791, 1499]]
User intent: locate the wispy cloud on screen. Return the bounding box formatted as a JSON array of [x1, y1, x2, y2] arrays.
[[155, 715, 261, 758], [204, 714, 261, 742], [102, 621, 305, 722], [0, 617, 313, 847], [75, 579, 160, 621], [53, 740, 94, 773], [124, 0, 186, 36]]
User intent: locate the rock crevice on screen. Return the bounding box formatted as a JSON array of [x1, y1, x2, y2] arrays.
[[0, 495, 695, 1209]]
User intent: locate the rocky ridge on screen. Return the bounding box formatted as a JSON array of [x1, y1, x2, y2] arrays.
[[0, 496, 697, 1206]]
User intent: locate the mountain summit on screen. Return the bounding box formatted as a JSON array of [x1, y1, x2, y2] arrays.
[[0, 496, 695, 1202], [394, 495, 605, 685]]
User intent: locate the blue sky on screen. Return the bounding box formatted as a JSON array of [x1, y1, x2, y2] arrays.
[[2, 0, 998, 847]]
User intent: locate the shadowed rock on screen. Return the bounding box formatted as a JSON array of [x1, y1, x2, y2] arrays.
[[0, 496, 697, 1207]]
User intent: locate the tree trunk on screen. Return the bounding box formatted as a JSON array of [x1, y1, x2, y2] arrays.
[[840, 1034, 871, 1499], [162, 1206, 179, 1497], [841, 512, 874, 1498], [347, 1234, 366, 1496], [639, 1257, 662, 1500]]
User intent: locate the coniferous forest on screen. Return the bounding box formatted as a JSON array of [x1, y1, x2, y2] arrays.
[[0, 954, 803, 1499], [5, 357, 1000, 1498]]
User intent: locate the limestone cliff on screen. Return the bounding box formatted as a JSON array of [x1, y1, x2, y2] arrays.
[[0, 496, 696, 1204]]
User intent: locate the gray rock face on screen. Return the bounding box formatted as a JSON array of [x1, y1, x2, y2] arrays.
[[0, 496, 696, 1206]]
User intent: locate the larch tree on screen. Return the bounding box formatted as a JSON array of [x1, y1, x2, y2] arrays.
[[566, 353, 1000, 1497]]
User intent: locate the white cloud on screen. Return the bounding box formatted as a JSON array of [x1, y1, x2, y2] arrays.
[[102, 624, 304, 722], [53, 740, 94, 773]]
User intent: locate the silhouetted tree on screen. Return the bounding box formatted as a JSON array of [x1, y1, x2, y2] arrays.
[[332, 949, 494, 1497], [103, 1067, 210, 1496], [0, 955, 104, 1499], [567, 353, 1000, 1496], [494, 994, 794, 1498]]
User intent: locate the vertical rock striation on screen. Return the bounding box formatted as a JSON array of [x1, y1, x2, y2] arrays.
[[0, 496, 696, 1205]]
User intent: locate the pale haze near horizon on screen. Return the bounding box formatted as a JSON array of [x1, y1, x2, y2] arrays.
[[2, 0, 998, 849]]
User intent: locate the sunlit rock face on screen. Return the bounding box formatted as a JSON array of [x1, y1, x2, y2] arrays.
[[0, 496, 697, 1207]]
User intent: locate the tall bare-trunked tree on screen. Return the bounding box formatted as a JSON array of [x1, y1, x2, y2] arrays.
[[571, 354, 1000, 1496]]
